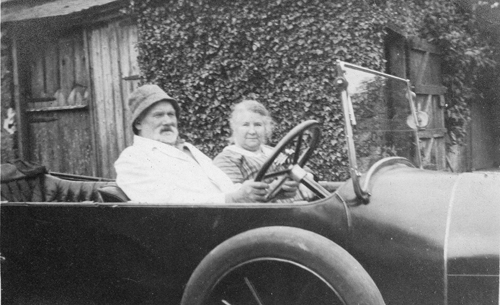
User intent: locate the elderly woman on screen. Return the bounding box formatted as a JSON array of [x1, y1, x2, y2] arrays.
[[213, 100, 313, 201]]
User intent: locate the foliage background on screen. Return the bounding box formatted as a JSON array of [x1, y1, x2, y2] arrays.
[[126, 0, 499, 181]]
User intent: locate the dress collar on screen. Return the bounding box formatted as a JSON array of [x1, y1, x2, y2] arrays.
[[223, 144, 273, 158]]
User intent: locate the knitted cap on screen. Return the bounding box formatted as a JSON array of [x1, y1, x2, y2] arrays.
[[129, 84, 180, 128]]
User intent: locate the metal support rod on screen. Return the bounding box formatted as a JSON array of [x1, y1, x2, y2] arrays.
[[406, 83, 423, 168], [341, 61, 410, 83]]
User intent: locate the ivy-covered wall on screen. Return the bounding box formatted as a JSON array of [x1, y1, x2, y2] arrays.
[[127, 0, 499, 180]]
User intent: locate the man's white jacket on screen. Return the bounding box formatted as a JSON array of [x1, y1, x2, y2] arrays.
[[115, 136, 237, 204]]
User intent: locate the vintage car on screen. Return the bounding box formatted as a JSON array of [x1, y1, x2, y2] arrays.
[[1, 62, 498, 305]]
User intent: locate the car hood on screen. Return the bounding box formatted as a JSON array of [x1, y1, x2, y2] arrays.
[[337, 164, 500, 268], [335, 164, 499, 304]]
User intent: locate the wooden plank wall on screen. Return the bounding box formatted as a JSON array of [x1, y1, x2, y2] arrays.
[[88, 20, 139, 178]]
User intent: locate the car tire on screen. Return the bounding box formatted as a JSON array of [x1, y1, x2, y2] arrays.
[[181, 226, 385, 305]]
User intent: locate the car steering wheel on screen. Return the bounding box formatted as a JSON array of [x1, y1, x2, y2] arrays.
[[254, 120, 331, 202]]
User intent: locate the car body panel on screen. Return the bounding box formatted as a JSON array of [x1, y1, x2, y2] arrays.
[[336, 164, 500, 304], [446, 172, 500, 304], [1, 195, 350, 303], [2, 161, 498, 304]]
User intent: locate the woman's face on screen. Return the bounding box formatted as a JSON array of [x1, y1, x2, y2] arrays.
[[233, 110, 267, 152]]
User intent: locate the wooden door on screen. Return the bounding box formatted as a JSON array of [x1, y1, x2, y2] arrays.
[[408, 37, 447, 170], [386, 31, 447, 170], [24, 30, 97, 176]]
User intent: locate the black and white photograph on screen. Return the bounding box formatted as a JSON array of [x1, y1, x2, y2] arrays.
[[1, 0, 499, 304]]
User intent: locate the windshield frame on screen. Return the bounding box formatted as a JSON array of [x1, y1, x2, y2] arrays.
[[335, 60, 423, 203]]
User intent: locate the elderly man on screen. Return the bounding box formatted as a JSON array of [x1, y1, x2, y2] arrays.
[[115, 84, 297, 204]]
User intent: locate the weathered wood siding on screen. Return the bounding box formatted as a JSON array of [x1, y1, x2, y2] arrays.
[[88, 20, 139, 178], [471, 101, 499, 170]]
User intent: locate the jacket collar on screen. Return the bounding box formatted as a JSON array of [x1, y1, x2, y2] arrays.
[[133, 135, 192, 161]]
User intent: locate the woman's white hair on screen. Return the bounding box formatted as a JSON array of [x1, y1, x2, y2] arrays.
[[229, 99, 274, 143]]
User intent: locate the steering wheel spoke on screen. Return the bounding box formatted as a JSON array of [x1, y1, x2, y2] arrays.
[[264, 176, 289, 202], [293, 132, 304, 164], [262, 169, 292, 181]]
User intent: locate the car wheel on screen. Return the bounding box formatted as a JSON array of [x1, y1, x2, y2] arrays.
[[181, 226, 385, 305]]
